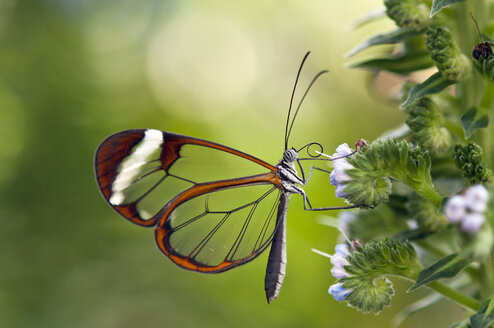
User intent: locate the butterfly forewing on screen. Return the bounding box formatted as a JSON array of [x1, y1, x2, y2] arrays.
[[170, 143, 270, 183], [94, 128, 283, 272]]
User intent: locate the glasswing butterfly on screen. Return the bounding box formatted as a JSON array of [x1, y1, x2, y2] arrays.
[[94, 52, 361, 303]]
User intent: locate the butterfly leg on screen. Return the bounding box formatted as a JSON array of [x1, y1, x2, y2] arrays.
[[302, 166, 331, 185], [296, 159, 331, 186], [295, 160, 369, 210], [298, 188, 367, 211]]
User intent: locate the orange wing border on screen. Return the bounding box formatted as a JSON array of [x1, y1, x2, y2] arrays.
[[94, 129, 283, 272]]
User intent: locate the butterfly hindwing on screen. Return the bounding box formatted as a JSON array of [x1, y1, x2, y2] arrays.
[[155, 183, 283, 272]]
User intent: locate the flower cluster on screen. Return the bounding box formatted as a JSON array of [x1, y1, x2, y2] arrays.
[[454, 143, 494, 185], [444, 185, 490, 234], [328, 244, 353, 301], [405, 96, 451, 153], [321, 239, 420, 314], [328, 139, 437, 208], [329, 143, 355, 200], [425, 23, 471, 81], [315, 0, 494, 324]]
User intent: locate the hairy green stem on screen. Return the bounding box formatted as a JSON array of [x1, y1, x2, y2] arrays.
[[480, 253, 494, 298], [403, 274, 480, 311], [454, 0, 494, 305], [427, 281, 481, 311], [479, 80, 494, 168], [415, 183, 442, 208], [444, 118, 465, 139]]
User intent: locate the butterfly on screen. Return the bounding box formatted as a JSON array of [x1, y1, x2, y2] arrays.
[[93, 52, 361, 303]]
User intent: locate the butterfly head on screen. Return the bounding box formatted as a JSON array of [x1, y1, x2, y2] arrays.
[[282, 148, 298, 164]]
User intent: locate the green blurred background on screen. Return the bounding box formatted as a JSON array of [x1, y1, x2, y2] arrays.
[[0, 0, 460, 327]]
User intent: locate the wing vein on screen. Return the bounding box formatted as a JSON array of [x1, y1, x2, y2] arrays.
[[255, 188, 281, 251], [189, 213, 231, 260]]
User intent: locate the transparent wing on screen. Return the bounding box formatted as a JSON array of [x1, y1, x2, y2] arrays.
[[155, 183, 283, 272], [94, 129, 279, 227]]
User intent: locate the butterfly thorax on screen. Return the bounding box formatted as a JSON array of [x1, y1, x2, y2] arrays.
[[276, 148, 304, 194]]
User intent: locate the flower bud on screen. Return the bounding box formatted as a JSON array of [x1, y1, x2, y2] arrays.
[[384, 0, 429, 31], [425, 23, 471, 81], [328, 283, 352, 301], [405, 97, 451, 153], [472, 41, 494, 82], [454, 143, 493, 185]]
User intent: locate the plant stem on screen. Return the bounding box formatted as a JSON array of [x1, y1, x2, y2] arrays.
[[403, 274, 480, 311], [444, 118, 465, 139], [416, 183, 443, 208], [479, 80, 494, 168], [480, 252, 494, 298], [427, 281, 481, 311]]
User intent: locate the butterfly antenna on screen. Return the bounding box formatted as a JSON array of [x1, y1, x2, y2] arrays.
[[285, 51, 311, 150], [286, 69, 328, 146]]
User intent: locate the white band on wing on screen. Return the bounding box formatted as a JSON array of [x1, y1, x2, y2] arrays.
[[110, 129, 163, 205]]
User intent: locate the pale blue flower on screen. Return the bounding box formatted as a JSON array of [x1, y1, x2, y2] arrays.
[[333, 143, 353, 157], [328, 283, 352, 301], [335, 184, 349, 199], [330, 144, 355, 199], [335, 244, 350, 257], [330, 244, 352, 280]]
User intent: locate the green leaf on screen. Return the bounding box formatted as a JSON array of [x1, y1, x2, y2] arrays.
[[470, 298, 494, 328], [348, 50, 433, 75], [461, 107, 489, 139], [401, 72, 456, 109], [348, 8, 386, 31], [430, 0, 465, 17], [395, 228, 434, 242], [408, 253, 472, 291], [346, 28, 422, 58]]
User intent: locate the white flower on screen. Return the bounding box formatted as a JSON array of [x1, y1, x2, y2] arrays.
[[444, 185, 489, 234], [332, 159, 354, 183], [330, 144, 356, 200], [464, 185, 489, 213], [330, 244, 352, 279], [461, 213, 486, 234], [444, 195, 467, 224], [331, 266, 350, 280]]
